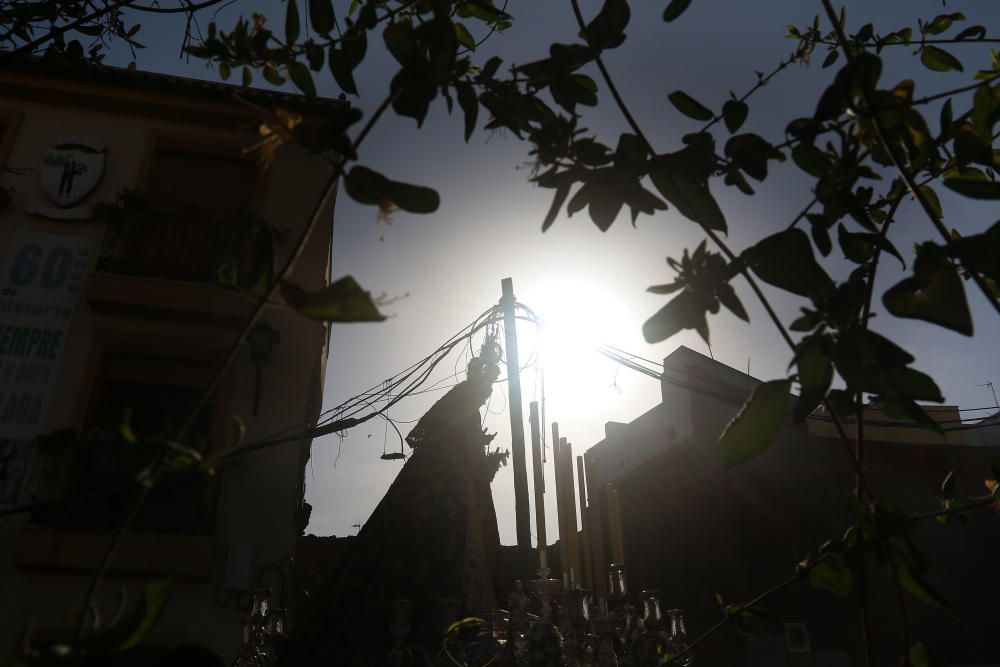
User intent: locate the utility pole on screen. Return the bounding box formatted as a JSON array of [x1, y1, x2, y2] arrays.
[[501, 278, 531, 551]]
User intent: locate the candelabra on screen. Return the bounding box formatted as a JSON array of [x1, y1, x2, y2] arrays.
[[237, 565, 693, 666], [233, 588, 287, 666]]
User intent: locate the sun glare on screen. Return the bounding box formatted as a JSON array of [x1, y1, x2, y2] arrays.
[[517, 278, 638, 422]]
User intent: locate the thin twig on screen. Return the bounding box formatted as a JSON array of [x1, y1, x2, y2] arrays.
[[853, 526, 875, 667], [816, 38, 1000, 47], [911, 494, 996, 520], [785, 196, 819, 231], [907, 75, 1000, 109], [123, 0, 230, 13], [699, 55, 797, 135], [663, 554, 831, 666]]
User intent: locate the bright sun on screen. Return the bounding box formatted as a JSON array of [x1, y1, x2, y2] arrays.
[[516, 277, 638, 422]]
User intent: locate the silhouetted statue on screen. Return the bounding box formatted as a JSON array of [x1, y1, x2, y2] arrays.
[[286, 340, 507, 665]]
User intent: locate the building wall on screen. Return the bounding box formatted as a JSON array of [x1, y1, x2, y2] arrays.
[[578, 347, 1000, 666], [0, 71, 336, 662]]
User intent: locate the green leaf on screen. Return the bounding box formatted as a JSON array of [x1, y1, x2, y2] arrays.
[[920, 45, 963, 73], [455, 82, 478, 142], [649, 142, 727, 232], [642, 289, 713, 344], [288, 61, 316, 96], [722, 99, 748, 133], [263, 64, 285, 86], [541, 177, 571, 232], [344, 165, 440, 213], [894, 558, 954, 612], [944, 170, 1000, 199], [938, 98, 953, 139], [725, 133, 783, 181], [718, 380, 790, 466], [954, 25, 986, 41], [242, 66, 252, 87], [809, 557, 853, 596], [716, 283, 748, 321], [329, 47, 358, 95], [306, 41, 325, 71], [742, 229, 833, 302], [309, 0, 334, 35], [883, 244, 972, 336], [924, 12, 964, 36], [384, 21, 416, 66], [918, 185, 942, 219], [112, 581, 172, 651], [954, 128, 992, 165], [282, 276, 386, 322], [794, 334, 833, 421], [910, 643, 940, 667], [387, 179, 441, 213], [662, 0, 693, 22], [950, 222, 1000, 292], [285, 0, 300, 45], [219, 62, 231, 81], [668, 90, 713, 121], [462, 1, 512, 23], [792, 143, 832, 178], [455, 22, 476, 50], [815, 53, 883, 121], [584, 0, 630, 50], [389, 63, 438, 126], [77, 24, 104, 37]]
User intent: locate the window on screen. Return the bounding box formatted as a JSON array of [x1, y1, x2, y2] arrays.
[[0, 110, 23, 166], [0, 110, 25, 202], [96, 135, 264, 282], [32, 340, 229, 535], [144, 142, 260, 222]]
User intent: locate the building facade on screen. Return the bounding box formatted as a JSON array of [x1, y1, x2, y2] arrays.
[[0, 62, 338, 661], [575, 347, 1000, 666]]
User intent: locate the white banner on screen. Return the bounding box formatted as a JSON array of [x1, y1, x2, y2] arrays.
[[0, 228, 91, 505]]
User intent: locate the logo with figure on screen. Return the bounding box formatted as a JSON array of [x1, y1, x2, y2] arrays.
[[40, 140, 105, 207]]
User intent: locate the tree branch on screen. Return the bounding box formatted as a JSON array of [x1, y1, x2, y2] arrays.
[[819, 0, 1000, 319], [663, 554, 831, 666]]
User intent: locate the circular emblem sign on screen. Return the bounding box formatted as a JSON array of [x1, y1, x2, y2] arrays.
[[41, 141, 105, 208]]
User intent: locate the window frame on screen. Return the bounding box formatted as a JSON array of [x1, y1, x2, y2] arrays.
[[39, 326, 239, 535], [136, 131, 269, 216]]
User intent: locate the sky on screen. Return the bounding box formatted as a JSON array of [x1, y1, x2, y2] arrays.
[[102, 0, 1000, 544]]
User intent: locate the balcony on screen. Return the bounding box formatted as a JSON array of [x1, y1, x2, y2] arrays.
[[96, 209, 253, 284], [87, 208, 255, 326]]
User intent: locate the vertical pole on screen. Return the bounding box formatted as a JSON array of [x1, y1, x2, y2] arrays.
[[501, 278, 531, 551], [564, 440, 581, 586], [552, 423, 569, 584], [608, 485, 625, 564], [584, 452, 607, 599], [577, 455, 594, 591], [529, 401, 547, 573]]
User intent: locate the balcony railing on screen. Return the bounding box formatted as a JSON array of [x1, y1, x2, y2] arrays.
[[96, 210, 253, 284]]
